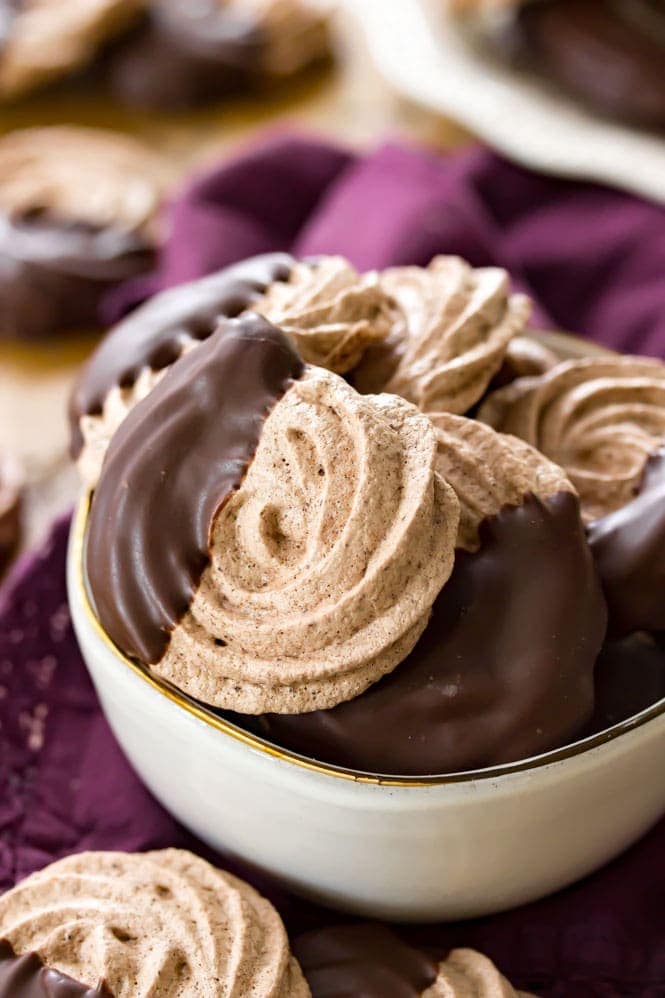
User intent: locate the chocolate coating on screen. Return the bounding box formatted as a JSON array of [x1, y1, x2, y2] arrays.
[[588, 449, 665, 638], [86, 313, 304, 665], [0, 212, 154, 341], [293, 924, 438, 998], [497, 0, 665, 128], [0, 940, 109, 998], [107, 1, 270, 108], [69, 252, 295, 456], [589, 633, 665, 734], [253, 492, 607, 775]]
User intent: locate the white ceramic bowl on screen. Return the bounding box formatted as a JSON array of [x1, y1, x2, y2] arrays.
[[67, 496, 665, 922]]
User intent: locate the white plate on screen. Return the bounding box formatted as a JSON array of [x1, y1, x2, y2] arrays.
[[345, 0, 665, 204]]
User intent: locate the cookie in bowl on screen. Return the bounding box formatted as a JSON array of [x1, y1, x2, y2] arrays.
[[0, 126, 173, 341], [479, 356, 665, 637], [107, 0, 333, 109], [67, 251, 665, 919], [0, 848, 308, 996]]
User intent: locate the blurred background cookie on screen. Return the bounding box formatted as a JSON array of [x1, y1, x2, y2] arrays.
[[0, 125, 173, 341]]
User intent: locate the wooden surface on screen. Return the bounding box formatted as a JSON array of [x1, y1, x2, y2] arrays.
[[0, 4, 471, 556]]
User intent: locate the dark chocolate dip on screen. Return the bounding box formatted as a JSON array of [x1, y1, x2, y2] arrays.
[[493, 0, 665, 128], [0, 940, 110, 998], [293, 924, 438, 998], [0, 212, 154, 341], [69, 252, 295, 456], [251, 491, 608, 776], [588, 449, 665, 638], [85, 313, 304, 665]]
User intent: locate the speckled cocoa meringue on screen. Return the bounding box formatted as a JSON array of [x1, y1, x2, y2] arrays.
[[430, 411, 573, 551], [478, 355, 665, 521], [0, 125, 171, 242], [0, 849, 308, 997], [352, 255, 530, 416], [254, 255, 399, 374], [0, 0, 142, 100], [294, 923, 533, 998], [158, 365, 459, 713]]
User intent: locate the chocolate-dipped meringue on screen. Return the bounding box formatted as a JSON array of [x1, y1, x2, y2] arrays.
[[254, 415, 606, 775], [0, 0, 142, 101], [352, 255, 530, 416], [71, 253, 530, 485], [70, 253, 296, 484], [0, 127, 172, 341], [107, 0, 331, 109], [0, 453, 22, 576], [86, 314, 459, 714], [0, 849, 308, 997], [479, 356, 665, 521], [294, 924, 531, 997]]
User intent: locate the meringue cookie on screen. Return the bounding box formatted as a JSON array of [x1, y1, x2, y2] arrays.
[[0, 126, 172, 341], [86, 315, 459, 714], [0, 0, 142, 100], [0, 849, 308, 997], [294, 924, 532, 998], [254, 256, 398, 374], [71, 253, 296, 485], [108, 0, 331, 109], [255, 416, 605, 774], [353, 256, 530, 416], [478, 355, 665, 520], [430, 412, 574, 551]]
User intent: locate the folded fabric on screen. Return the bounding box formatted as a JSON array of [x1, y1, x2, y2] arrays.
[[2, 134, 664, 997]]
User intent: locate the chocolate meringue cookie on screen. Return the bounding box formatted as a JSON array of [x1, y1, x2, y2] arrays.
[[0, 127, 172, 341], [0, 849, 308, 997], [70, 253, 296, 484], [86, 314, 460, 714], [294, 924, 531, 997], [107, 0, 331, 109], [254, 414, 606, 775], [253, 255, 398, 374], [0, 0, 142, 101], [479, 356, 665, 521], [351, 255, 530, 416], [489, 0, 665, 129], [0, 453, 22, 576]]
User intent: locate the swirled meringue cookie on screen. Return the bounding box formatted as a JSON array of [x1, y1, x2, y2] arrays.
[[0, 126, 172, 341], [478, 355, 665, 521], [351, 255, 530, 416], [255, 414, 606, 774], [107, 0, 332, 109], [0, 849, 308, 997], [253, 255, 399, 374], [0, 0, 142, 100], [86, 313, 459, 713], [294, 924, 532, 997], [0, 453, 22, 576]]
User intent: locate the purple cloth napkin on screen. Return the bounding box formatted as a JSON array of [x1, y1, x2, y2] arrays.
[[3, 134, 665, 997]]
